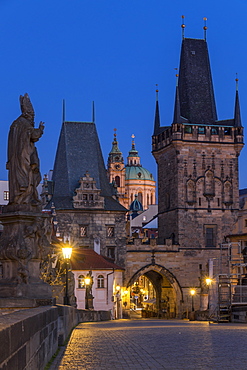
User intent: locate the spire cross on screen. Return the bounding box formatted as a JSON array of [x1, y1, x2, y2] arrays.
[[114, 128, 117, 138], [203, 17, 208, 41], [181, 15, 185, 39]]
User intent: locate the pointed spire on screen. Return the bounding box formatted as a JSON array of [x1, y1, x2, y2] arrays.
[[62, 99, 66, 123], [153, 84, 161, 135], [92, 101, 95, 123], [173, 70, 182, 124], [234, 75, 242, 127], [109, 128, 122, 155]]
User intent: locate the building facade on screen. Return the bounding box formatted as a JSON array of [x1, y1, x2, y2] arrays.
[[42, 119, 127, 267]]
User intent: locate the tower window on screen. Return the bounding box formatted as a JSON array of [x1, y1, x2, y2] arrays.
[[115, 176, 120, 187], [198, 127, 205, 134], [204, 225, 217, 248], [211, 127, 218, 135], [184, 126, 192, 134], [107, 226, 115, 238], [224, 128, 231, 135], [80, 226, 88, 237], [107, 247, 115, 260]]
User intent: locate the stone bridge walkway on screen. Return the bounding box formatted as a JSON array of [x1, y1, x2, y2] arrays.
[[50, 319, 247, 369]]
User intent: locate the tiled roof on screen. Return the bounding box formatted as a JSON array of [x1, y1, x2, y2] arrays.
[[178, 38, 217, 124], [70, 249, 124, 270], [48, 121, 126, 212]]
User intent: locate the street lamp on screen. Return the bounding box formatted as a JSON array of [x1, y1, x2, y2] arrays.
[[85, 271, 94, 309], [206, 277, 212, 311], [62, 242, 72, 306], [115, 284, 121, 319], [190, 289, 196, 312]]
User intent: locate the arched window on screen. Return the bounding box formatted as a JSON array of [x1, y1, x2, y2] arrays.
[[138, 192, 143, 204], [150, 194, 153, 204], [147, 194, 149, 206], [97, 275, 104, 288], [115, 176, 120, 187], [131, 193, 133, 203], [78, 275, 85, 288]]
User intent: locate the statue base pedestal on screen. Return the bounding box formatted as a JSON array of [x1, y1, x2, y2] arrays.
[[0, 297, 55, 308]]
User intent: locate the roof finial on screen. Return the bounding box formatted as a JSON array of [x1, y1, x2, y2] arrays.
[[62, 99, 66, 123], [181, 15, 185, 39], [203, 17, 208, 41], [175, 68, 179, 87], [131, 134, 135, 149], [114, 128, 117, 139], [235, 73, 239, 91], [155, 84, 159, 102]]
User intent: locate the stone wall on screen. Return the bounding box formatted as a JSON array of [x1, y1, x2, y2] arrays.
[[0, 306, 111, 370], [0, 305, 78, 370]]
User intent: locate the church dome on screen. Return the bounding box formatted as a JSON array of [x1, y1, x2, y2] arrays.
[[129, 195, 143, 212], [125, 166, 154, 181]]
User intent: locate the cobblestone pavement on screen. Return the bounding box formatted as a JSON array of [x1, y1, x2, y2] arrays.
[[52, 319, 247, 369]]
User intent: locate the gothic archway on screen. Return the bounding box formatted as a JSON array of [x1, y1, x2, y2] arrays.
[[126, 263, 183, 318]]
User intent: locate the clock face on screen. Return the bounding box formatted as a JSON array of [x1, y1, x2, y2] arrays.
[[115, 164, 120, 169]]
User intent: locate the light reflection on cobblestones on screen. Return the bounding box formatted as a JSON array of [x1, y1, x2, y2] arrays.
[[53, 320, 247, 369]]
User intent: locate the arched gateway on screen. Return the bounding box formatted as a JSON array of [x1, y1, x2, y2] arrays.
[[125, 263, 183, 318]]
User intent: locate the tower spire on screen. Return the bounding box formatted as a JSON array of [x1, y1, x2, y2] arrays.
[[153, 84, 161, 135], [234, 74, 242, 127]]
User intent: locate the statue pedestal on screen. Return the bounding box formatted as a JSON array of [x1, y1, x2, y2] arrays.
[[0, 206, 53, 307]]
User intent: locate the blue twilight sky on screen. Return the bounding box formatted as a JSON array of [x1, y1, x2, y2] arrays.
[[0, 1, 247, 189]]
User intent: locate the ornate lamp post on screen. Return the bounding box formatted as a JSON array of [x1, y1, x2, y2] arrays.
[[206, 277, 212, 311], [62, 242, 72, 306], [115, 284, 121, 319], [85, 271, 94, 309]]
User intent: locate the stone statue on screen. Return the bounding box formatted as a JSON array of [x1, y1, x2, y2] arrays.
[[6, 93, 44, 205]]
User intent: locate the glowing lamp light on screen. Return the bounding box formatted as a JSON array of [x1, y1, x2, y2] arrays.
[[116, 284, 121, 292], [85, 276, 91, 286], [190, 289, 196, 296], [62, 246, 72, 260], [206, 278, 212, 286]]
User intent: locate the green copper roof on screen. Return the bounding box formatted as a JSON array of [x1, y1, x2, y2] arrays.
[[125, 166, 154, 181]]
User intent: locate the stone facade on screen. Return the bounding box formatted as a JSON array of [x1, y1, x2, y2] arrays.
[[152, 125, 243, 247], [55, 209, 126, 267], [124, 239, 228, 317]]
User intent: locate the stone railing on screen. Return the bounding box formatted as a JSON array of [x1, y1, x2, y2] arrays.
[[0, 306, 111, 369]]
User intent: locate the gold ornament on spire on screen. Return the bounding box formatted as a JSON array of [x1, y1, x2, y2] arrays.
[[235, 73, 239, 91], [181, 15, 185, 39], [203, 17, 208, 40]]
